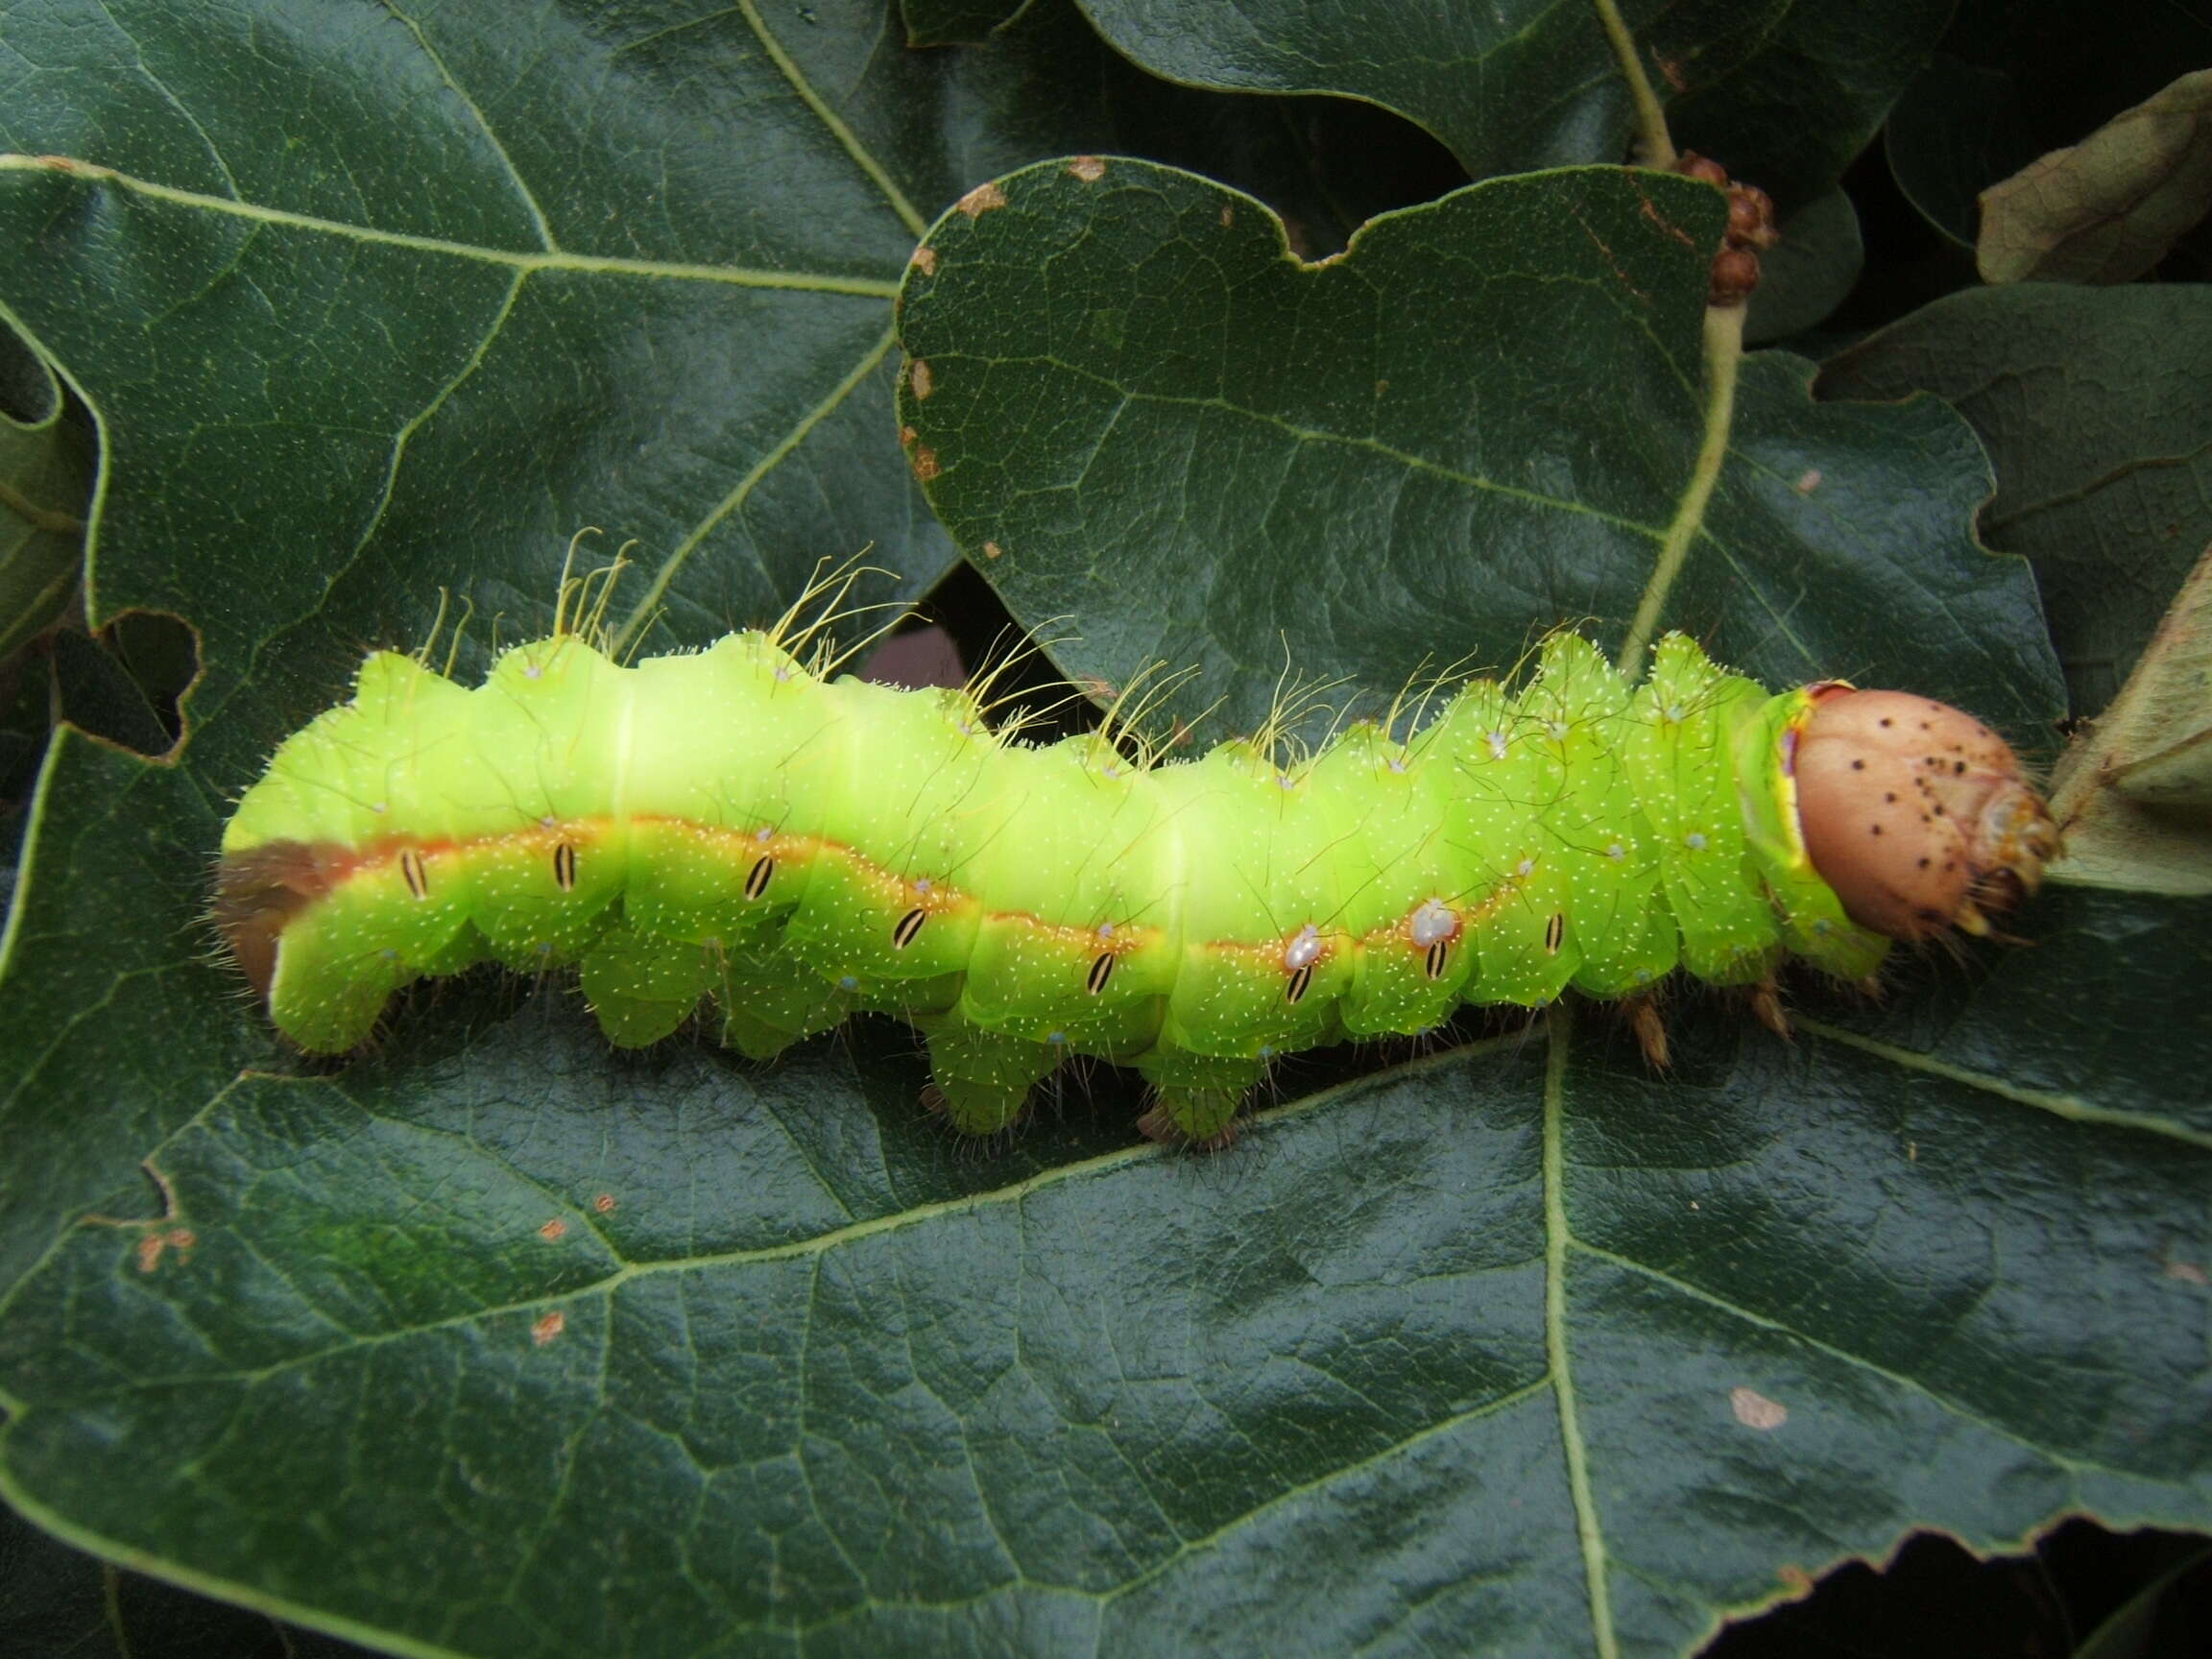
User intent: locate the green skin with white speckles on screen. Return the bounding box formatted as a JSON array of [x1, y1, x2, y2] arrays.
[[220, 629, 1888, 1139]]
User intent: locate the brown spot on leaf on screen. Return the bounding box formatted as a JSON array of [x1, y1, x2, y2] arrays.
[[593, 1193, 617, 1214], [910, 245, 937, 276], [133, 1228, 196, 1273], [1068, 156, 1106, 182], [911, 445, 941, 482], [539, 1217, 568, 1241], [956, 181, 1007, 217], [1794, 469, 1822, 493], [1730, 1386, 1788, 1431], [1219, 204, 1234, 228], [532, 1310, 565, 1346], [908, 358, 933, 400], [2168, 1259, 2209, 1286], [982, 541, 1003, 560]]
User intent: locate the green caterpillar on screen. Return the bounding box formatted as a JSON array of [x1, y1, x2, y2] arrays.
[[214, 598, 2057, 1143]]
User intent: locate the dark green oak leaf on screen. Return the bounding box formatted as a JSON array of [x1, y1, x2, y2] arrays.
[[1743, 189, 1863, 347], [1074, 0, 1953, 204], [897, 157, 2058, 745], [4, 945, 2206, 1658], [1819, 284, 2212, 716]]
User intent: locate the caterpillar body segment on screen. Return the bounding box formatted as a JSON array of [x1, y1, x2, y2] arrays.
[[215, 628, 2055, 1141]]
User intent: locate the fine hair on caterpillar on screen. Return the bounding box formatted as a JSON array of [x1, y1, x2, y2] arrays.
[[214, 555, 2060, 1146]]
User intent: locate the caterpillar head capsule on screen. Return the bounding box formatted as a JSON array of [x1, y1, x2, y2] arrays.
[[1794, 687, 2059, 942]]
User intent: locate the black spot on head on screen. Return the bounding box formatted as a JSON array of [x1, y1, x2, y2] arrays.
[[1870, 825, 1883, 835], [1851, 758, 1865, 771], [1953, 759, 1966, 774], [1884, 791, 1897, 803], [1917, 856, 1931, 868], [1880, 717, 1894, 728]]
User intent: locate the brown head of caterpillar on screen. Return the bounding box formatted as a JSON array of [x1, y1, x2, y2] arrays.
[[1793, 685, 2059, 945]]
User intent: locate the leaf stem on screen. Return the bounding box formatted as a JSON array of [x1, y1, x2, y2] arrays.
[[1591, 0, 1676, 168], [1619, 301, 1744, 675]]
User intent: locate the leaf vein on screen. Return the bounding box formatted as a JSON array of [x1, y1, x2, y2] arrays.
[[1569, 1239, 2189, 1491], [948, 353, 1669, 540], [379, 0, 561, 253], [733, 0, 927, 240], [1796, 1020, 2212, 1150], [0, 156, 902, 297]]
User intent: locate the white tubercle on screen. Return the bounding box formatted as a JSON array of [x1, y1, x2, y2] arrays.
[[1407, 899, 1457, 947]]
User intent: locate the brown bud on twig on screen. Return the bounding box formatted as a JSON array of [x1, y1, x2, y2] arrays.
[[1709, 245, 1762, 306], [1670, 155, 1781, 308], [1674, 152, 1729, 187], [1726, 183, 1779, 251]]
